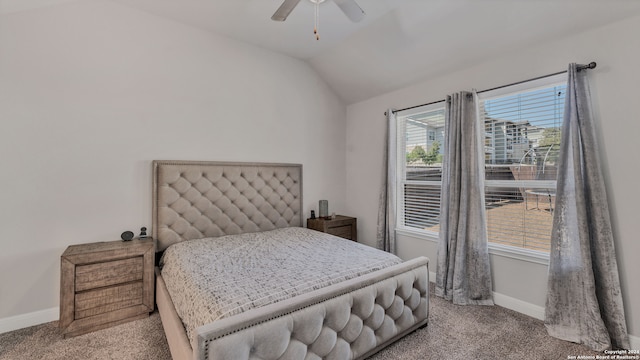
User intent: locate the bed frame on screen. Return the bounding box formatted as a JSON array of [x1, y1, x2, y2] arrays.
[[152, 160, 429, 360]]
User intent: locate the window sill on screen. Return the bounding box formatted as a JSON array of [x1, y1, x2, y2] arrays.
[[395, 227, 550, 266], [487, 243, 549, 266]]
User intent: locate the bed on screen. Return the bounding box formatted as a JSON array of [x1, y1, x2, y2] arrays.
[[152, 160, 429, 360]]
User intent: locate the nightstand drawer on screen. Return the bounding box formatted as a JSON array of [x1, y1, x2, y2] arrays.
[[75, 281, 144, 319], [307, 215, 357, 242], [328, 225, 353, 239], [75, 257, 143, 291]]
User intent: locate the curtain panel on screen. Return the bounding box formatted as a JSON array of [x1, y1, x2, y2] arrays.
[[545, 64, 629, 351], [435, 92, 493, 305], [376, 109, 397, 254]]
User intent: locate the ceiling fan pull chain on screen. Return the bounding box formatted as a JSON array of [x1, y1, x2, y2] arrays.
[[314, 1, 320, 40]]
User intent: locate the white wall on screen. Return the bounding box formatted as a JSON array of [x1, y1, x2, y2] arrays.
[[346, 15, 640, 338], [0, 0, 347, 321]]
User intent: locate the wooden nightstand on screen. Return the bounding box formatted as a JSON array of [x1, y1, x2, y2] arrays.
[[59, 238, 154, 338], [307, 215, 357, 242]]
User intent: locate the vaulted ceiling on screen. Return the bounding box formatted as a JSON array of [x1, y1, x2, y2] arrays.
[[3, 0, 640, 104]]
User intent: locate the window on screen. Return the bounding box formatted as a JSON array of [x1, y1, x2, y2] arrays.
[[396, 74, 566, 255], [397, 104, 445, 232], [428, 130, 436, 141], [480, 75, 565, 252]]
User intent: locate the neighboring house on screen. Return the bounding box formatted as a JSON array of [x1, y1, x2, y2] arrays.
[[406, 113, 548, 166], [484, 117, 545, 164], [405, 113, 445, 157]]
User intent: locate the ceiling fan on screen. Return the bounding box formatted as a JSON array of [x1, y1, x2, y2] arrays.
[[271, 0, 366, 39]]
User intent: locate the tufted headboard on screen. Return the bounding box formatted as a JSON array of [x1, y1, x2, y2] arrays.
[[152, 160, 303, 252]]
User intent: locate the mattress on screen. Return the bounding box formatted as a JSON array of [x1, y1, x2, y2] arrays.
[[159, 227, 403, 344]]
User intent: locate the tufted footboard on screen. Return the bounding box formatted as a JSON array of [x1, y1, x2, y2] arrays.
[[190, 256, 429, 360]]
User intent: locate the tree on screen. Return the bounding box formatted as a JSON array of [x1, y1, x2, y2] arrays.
[[538, 127, 561, 147], [407, 142, 442, 165], [537, 127, 561, 164], [407, 146, 427, 164], [424, 141, 441, 165]]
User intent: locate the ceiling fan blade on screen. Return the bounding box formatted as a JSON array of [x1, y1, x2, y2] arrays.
[[271, 0, 302, 21], [333, 0, 365, 22]]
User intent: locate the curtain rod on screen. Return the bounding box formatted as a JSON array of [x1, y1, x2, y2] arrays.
[[391, 62, 597, 115]]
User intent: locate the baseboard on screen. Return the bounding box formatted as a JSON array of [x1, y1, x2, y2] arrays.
[[0, 307, 59, 334], [492, 291, 545, 320], [429, 271, 545, 320]]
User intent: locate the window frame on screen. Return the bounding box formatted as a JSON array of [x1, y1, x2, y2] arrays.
[[394, 74, 567, 265], [395, 102, 445, 239]]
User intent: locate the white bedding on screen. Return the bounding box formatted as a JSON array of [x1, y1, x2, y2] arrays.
[[159, 227, 402, 344]]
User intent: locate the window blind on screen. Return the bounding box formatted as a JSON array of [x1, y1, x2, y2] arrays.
[[399, 108, 445, 232], [480, 83, 566, 252]]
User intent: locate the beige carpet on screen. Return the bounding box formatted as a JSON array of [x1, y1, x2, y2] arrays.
[[0, 287, 601, 360]]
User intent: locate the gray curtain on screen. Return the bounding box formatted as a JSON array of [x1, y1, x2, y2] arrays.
[[545, 64, 629, 351], [376, 109, 397, 253], [435, 91, 494, 305]]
